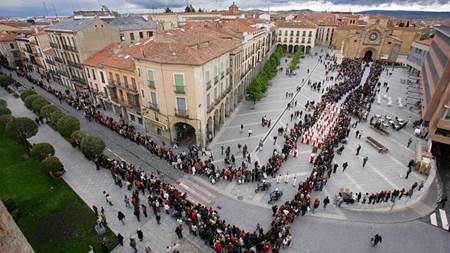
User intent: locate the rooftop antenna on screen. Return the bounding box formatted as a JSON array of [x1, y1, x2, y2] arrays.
[[51, 0, 58, 17]]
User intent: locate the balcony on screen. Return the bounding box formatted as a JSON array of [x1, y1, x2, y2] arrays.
[[45, 59, 55, 65], [54, 57, 63, 63], [109, 79, 121, 87], [214, 76, 219, 84], [174, 85, 185, 94], [148, 80, 155, 89], [206, 81, 211, 90], [71, 76, 86, 84], [67, 45, 78, 53], [148, 103, 159, 111], [67, 60, 82, 69], [175, 109, 188, 118], [57, 69, 68, 77], [49, 42, 59, 49], [127, 93, 140, 108]]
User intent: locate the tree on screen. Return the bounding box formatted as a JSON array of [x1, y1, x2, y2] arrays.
[[0, 74, 13, 88], [399, 22, 405, 27], [57, 115, 80, 138], [0, 106, 11, 116], [246, 80, 263, 107], [80, 135, 106, 160], [165, 7, 173, 13], [70, 130, 87, 147], [0, 115, 14, 130], [198, 8, 203, 12], [0, 98, 6, 107], [40, 104, 59, 120], [40, 156, 63, 174], [5, 117, 38, 150], [185, 4, 196, 12], [20, 89, 37, 101], [111, 11, 121, 17], [30, 143, 55, 161], [24, 94, 40, 109], [31, 97, 49, 113], [49, 110, 65, 126]]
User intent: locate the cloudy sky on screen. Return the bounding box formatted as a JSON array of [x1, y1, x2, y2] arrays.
[[1, 0, 450, 17]]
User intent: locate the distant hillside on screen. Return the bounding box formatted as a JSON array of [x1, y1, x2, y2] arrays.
[[357, 10, 450, 19]]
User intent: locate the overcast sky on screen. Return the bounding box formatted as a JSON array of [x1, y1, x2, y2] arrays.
[[1, 0, 450, 17]]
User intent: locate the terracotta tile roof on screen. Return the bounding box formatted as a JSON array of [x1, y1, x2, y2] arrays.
[[415, 38, 433, 46], [275, 20, 318, 29], [83, 43, 120, 67], [102, 40, 150, 72], [135, 28, 240, 65], [0, 33, 18, 42]]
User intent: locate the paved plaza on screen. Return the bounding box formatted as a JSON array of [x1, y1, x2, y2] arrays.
[[2, 45, 449, 253]]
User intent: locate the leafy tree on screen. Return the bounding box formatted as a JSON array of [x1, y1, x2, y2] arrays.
[[40, 104, 59, 120], [0, 74, 13, 88], [198, 8, 203, 12], [70, 130, 87, 147], [24, 94, 40, 109], [80, 135, 106, 160], [56, 115, 80, 138], [246, 80, 263, 107], [49, 110, 65, 126], [289, 49, 302, 71], [40, 156, 63, 174], [31, 97, 49, 113], [111, 11, 121, 17], [30, 143, 55, 161], [399, 22, 405, 27], [5, 117, 38, 150], [0, 114, 14, 130], [185, 4, 195, 12], [0, 98, 6, 107], [20, 89, 37, 101], [0, 106, 11, 116], [164, 7, 173, 13]]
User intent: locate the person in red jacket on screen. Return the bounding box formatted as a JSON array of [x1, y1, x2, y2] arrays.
[[214, 239, 222, 253]]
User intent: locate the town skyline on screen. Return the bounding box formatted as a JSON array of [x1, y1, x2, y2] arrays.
[[1, 0, 450, 17]]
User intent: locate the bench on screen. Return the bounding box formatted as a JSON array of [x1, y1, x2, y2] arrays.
[[366, 136, 389, 153]]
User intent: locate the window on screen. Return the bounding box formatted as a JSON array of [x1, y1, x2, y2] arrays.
[[9, 43, 14, 49], [443, 106, 450, 120], [130, 33, 135, 41], [137, 68, 141, 77], [131, 78, 136, 90], [146, 31, 153, 37], [302, 31, 306, 36], [147, 70, 155, 88], [176, 97, 186, 114], [139, 32, 144, 39], [309, 31, 312, 37], [207, 93, 211, 107], [174, 74, 185, 93], [123, 76, 128, 88], [100, 71, 105, 83], [86, 68, 91, 78], [92, 69, 96, 80], [120, 33, 125, 41], [115, 74, 120, 84], [150, 92, 158, 108], [141, 90, 145, 97]]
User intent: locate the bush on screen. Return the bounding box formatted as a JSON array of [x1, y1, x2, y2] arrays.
[[5, 117, 39, 142], [70, 130, 87, 146], [0, 114, 14, 129], [40, 156, 63, 173], [56, 115, 80, 138], [30, 143, 55, 161], [0, 74, 13, 88], [80, 135, 105, 160], [20, 89, 37, 101], [0, 106, 11, 116], [40, 104, 59, 119], [49, 110, 65, 126], [24, 94, 40, 109], [0, 98, 7, 107], [31, 97, 49, 113]]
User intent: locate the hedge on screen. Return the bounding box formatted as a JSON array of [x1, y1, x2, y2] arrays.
[[30, 143, 55, 161], [0, 106, 11, 116], [70, 130, 87, 146], [31, 97, 49, 113], [80, 135, 106, 160], [49, 110, 65, 126], [0, 74, 13, 88], [40, 104, 59, 119], [0, 98, 7, 107], [0, 114, 14, 129], [56, 115, 80, 138]]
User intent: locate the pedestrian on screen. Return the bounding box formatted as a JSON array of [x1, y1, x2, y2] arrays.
[[407, 137, 413, 148], [221, 146, 224, 155], [137, 230, 144, 241], [356, 145, 361, 156], [175, 224, 183, 239], [371, 234, 382, 247], [418, 181, 424, 191], [273, 135, 277, 145], [355, 130, 359, 138], [92, 205, 99, 217], [323, 196, 330, 209], [124, 195, 131, 208], [103, 191, 113, 206], [342, 162, 348, 172], [155, 213, 161, 224], [117, 211, 126, 225], [248, 128, 253, 137], [405, 167, 412, 179], [117, 233, 124, 246], [292, 176, 297, 187], [272, 204, 278, 216], [240, 124, 244, 133], [129, 238, 137, 252], [312, 198, 320, 213], [333, 163, 338, 173], [363, 156, 368, 167], [134, 208, 141, 222], [145, 243, 152, 253], [141, 204, 148, 218], [101, 241, 109, 253]]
